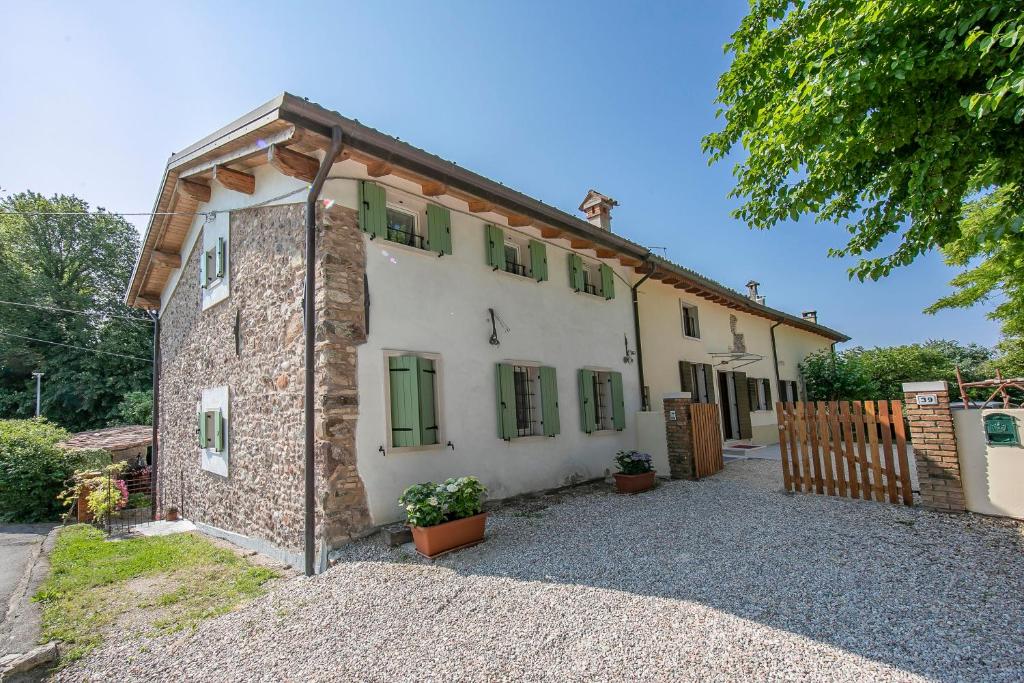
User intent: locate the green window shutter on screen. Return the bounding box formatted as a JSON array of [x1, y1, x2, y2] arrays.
[[426, 204, 452, 256], [610, 371, 626, 431], [762, 379, 772, 408], [600, 263, 615, 300], [703, 364, 717, 403], [495, 363, 516, 440], [734, 371, 752, 439], [417, 357, 439, 444], [213, 409, 224, 452], [198, 409, 206, 447], [215, 237, 227, 278], [539, 366, 560, 436], [199, 250, 208, 289], [678, 360, 693, 394], [529, 239, 548, 281], [359, 181, 387, 239], [747, 377, 758, 410], [485, 224, 504, 269], [568, 254, 584, 291], [388, 355, 422, 447], [577, 369, 596, 433]]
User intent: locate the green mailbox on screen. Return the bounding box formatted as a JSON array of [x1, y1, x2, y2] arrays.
[[983, 413, 1020, 446]]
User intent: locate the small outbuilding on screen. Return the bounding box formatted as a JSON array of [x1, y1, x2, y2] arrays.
[[59, 425, 153, 466]]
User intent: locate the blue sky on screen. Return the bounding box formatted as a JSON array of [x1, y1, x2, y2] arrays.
[[0, 1, 1000, 349]]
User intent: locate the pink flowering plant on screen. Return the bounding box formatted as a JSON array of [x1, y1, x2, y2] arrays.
[[398, 476, 486, 528], [614, 450, 653, 475]]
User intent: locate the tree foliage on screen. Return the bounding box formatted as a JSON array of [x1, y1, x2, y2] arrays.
[[704, 1, 1024, 336], [800, 339, 996, 401], [0, 192, 152, 432]]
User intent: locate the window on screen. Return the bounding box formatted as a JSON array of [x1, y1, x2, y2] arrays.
[[747, 377, 773, 411], [487, 226, 548, 281], [359, 181, 452, 255], [504, 241, 528, 277], [198, 386, 230, 476], [569, 256, 615, 299], [680, 302, 700, 339], [386, 353, 441, 448], [779, 379, 800, 403], [496, 363, 559, 439], [582, 263, 600, 296], [578, 369, 625, 433], [200, 213, 230, 311], [386, 205, 424, 249], [679, 361, 716, 404]]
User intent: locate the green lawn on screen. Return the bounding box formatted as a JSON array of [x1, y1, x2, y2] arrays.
[[34, 525, 279, 664]]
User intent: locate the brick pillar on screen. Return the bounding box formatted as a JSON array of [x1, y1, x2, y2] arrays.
[[902, 381, 965, 512], [663, 392, 694, 479]]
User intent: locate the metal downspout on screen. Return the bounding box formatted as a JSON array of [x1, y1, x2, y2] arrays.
[[149, 309, 160, 521], [769, 320, 782, 391], [631, 257, 656, 411], [304, 125, 345, 577]]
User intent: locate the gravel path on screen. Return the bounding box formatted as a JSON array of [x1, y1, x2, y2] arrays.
[[60, 461, 1024, 682]]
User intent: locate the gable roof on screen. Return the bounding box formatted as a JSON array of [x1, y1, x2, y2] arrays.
[[127, 93, 849, 342]]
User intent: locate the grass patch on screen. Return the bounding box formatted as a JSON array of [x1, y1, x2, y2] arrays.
[[34, 525, 278, 664]]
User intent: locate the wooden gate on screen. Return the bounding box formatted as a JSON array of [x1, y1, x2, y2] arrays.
[[690, 403, 724, 478], [776, 400, 913, 506]]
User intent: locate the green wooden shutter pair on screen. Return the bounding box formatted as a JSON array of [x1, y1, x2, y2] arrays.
[[359, 181, 387, 239], [389, 356, 439, 447], [568, 254, 584, 291], [577, 370, 625, 433], [679, 361, 693, 394], [485, 224, 504, 269], [733, 371, 753, 439], [609, 372, 625, 430], [215, 237, 227, 278], [600, 263, 615, 300], [425, 205, 452, 256], [197, 410, 224, 451], [529, 240, 548, 281]]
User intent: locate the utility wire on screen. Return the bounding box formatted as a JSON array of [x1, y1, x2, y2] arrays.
[[0, 299, 152, 323], [0, 331, 151, 362], [0, 210, 215, 218]]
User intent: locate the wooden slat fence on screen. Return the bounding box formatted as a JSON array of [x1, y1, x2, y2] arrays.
[[776, 400, 913, 506], [690, 403, 724, 479]]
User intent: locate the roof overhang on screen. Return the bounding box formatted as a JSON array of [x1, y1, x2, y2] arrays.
[[126, 93, 850, 343]]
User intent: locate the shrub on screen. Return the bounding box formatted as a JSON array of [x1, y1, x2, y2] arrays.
[[0, 419, 107, 522], [126, 493, 151, 509], [614, 450, 653, 475], [111, 390, 153, 426], [398, 476, 487, 528]]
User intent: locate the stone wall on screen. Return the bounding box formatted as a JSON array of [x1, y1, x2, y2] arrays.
[[157, 202, 370, 560], [902, 381, 965, 512]]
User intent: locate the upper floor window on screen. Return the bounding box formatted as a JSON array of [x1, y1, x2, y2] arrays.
[[386, 204, 424, 249], [485, 224, 549, 281], [568, 255, 616, 300], [359, 180, 452, 256], [200, 212, 230, 311], [680, 302, 700, 339]]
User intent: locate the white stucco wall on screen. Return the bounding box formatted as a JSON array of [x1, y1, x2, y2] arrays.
[[953, 408, 1024, 520], [320, 166, 640, 524], [637, 279, 834, 446]]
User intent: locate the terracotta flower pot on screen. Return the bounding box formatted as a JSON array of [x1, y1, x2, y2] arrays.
[[614, 471, 656, 494], [410, 512, 487, 558], [164, 507, 179, 522]]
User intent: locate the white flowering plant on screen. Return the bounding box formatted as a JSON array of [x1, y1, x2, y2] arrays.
[[614, 450, 654, 475], [398, 476, 487, 528]]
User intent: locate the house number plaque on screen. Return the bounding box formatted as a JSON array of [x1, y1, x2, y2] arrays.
[[915, 394, 938, 406]]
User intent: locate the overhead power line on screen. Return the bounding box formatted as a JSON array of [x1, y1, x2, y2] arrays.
[[0, 299, 152, 323], [0, 331, 151, 362], [0, 210, 215, 218]]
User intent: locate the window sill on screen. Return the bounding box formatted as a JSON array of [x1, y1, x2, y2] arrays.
[[370, 235, 437, 258], [586, 429, 620, 436], [502, 434, 552, 443], [682, 334, 701, 341], [388, 443, 445, 454]]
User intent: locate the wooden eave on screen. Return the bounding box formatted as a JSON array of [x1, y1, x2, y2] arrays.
[[126, 93, 849, 343]]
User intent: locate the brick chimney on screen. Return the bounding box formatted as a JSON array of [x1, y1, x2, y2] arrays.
[[578, 190, 618, 231], [802, 310, 818, 324], [746, 280, 765, 305]]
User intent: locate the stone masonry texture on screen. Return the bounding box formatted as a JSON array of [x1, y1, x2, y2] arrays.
[[903, 385, 965, 513], [663, 396, 695, 479], [157, 202, 370, 557]]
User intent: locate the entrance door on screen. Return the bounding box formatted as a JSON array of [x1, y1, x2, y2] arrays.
[[718, 371, 752, 441]]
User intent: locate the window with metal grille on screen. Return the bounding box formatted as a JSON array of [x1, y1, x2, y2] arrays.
[[512, 365, 540, 436], [592, 371, 614, 431], [504, 242, 529, 277], [582, 266, 600, 296], [386, 205, 428, 250]]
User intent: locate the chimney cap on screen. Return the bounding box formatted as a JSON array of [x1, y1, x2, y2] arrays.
[[578, 189, 618, 212], [801, 310, 818, 322]]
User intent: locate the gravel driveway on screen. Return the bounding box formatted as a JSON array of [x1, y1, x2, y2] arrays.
[[61, 461, 1024, 682]]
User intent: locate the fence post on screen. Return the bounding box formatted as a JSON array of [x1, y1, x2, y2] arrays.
[[663, 392, 694, 479], [902, 381, 965, 512]]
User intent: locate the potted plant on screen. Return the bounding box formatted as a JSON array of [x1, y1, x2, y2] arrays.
[[613, 450, 656, 493], [398, 476, 487, 558], [164, 505, 180, 522]]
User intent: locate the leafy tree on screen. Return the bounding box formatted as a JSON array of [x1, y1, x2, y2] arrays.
[[112, 390, 153, 426], [0, 192, 152, 431], [704, 1, 1024, 338], [799, 348, 877, 401]]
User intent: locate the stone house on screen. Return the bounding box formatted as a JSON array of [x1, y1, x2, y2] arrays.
[[126, 94, 847, 568]]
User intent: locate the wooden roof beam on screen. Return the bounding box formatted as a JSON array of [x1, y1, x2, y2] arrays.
[[151, 250, 181, 269], [213, 165, 255, 195], [366, 160, 393, 177], [268, 144, 319, 183], [595, 248, 616, 259], [570, 238, 594, 250], [660, 277, 681, 286], [619, 256, 642, 267], [135, 295, 160, 310], [507, 214, 532, 228], [467, 199, 493, 213], [421, 180, 447, 197], [539, 226, 562, 238], [176, 178, 211, 203]]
